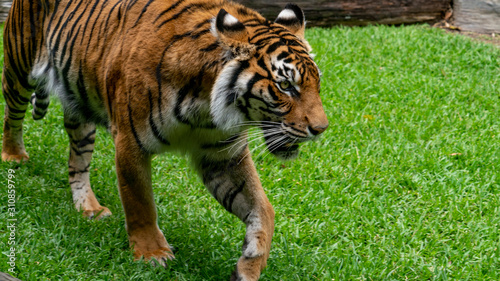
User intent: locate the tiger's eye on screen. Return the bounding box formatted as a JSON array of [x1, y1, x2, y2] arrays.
[[280, 81, 291, 90]]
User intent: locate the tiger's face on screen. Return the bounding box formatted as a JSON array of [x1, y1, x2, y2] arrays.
[[211, 5, 328, 159]]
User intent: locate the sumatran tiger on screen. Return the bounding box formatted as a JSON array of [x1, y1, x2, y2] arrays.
[[1, 0, 328, 279]]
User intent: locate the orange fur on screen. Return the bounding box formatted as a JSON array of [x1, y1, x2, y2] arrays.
[[2, 0, 328, 279]]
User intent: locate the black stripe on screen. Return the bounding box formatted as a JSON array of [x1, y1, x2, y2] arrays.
[[127, 102, 147, 152], [7, 115, 26, 121], [257, 105, 291, 117], [223, 180, 246, 213], [17, 0, 28, 74], [28, 1, 37, 65], [64, 4, 90, 58], [277, 51, 289, 61], [35, 87, 50, 98], [34, 101, 50, 110], [253, 36, 280, 47], [154, 30, 195, 125], [275, 17, 301, 27], [52, 1, 86, 63], [132, 0, 155, 28], [46, 0, 61, 42], [155, 55, 165, 125], [64, 122, 81, 130], [7, 106, 27, 114], [8, 92, 31, 105], [257, 57, 273, 79], [76, 129, 97, 148], [154, 0, 185, 23], [126, 0, 140, 12], [5, 26, 31, 90], [148, 90, 170, 145], [59, 26, 83, 114], [85, 1, 109, 55], [70, 146, 94, 156], [237, 7, 254, 17], [68, 163, 91, 177], [191, 29, 210, 39], [99, 0, 123, 47], [77, 65, 90, 107], [48, 0, 75, 56], [106, 75, 115, 118], [248, 27, 271, 41], [174, 78, 197, 125], [200, 42, 219, 52], [33, 108, 47, 119], [277, 67, 285, 78], [267, 85, 279, 101], [225, 60, 250, 105], [194, 18, 212, 29], [80, 0, 101, 45], [266, 41, 284, 54], [157, 3, 219, 29]]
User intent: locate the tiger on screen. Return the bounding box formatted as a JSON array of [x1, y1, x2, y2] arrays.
[[1, 0, 328, 279]]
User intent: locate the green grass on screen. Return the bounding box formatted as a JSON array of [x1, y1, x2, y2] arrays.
[[1, 24, 500, 280]]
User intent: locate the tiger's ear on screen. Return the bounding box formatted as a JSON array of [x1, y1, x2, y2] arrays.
[[214, 9, 256, 60], [275, 4, 306, 39]]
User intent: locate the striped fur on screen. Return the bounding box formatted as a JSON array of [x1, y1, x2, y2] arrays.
[[1, 0, 328, 279]]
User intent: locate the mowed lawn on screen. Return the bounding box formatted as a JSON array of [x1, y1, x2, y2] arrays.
[[1, 24, 500, 280]]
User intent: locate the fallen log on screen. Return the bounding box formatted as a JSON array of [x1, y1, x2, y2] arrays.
[[0, 272, 22, 281], [234, 0, 451, 27]]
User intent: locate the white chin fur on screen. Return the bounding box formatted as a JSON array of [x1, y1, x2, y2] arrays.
[[210, 60, 245, 132]]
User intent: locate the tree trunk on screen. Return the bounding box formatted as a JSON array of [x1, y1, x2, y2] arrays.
[[454, 0, 500, 33], [234, 0, 451, 27]]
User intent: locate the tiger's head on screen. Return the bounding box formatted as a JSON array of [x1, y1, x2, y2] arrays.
[[210, 4, 328, 160]]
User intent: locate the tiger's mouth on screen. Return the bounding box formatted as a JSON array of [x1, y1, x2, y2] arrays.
[[267, 141, 300, 160], [261, 123, 303, 160]]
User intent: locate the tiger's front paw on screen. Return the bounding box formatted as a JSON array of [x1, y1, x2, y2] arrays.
[[135, 247, 175, 267], [1, 151, 29, 163], [82, 206, 112, 220], [231, 255, 267, 281], [131, 228, 175, 267]]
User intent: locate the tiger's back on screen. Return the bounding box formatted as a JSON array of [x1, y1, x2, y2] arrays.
[[7, 0, 244, 128], [2, 0, 328, 280]]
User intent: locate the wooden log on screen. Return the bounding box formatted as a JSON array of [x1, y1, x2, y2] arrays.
[[0, 0, 11, 22], [0, 272, 22, 281], [234, 0, 451, 27], [454, 0, 500, 33], [0, 0, 450, 26]]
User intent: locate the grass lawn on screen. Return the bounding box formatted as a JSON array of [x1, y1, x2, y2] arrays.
[[1, 24, 500, 280]]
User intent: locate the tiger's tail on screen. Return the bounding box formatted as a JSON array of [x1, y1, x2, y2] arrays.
[[30, 89, 50, 120]]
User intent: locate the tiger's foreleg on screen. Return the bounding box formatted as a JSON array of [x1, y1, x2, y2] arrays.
[[65, 120, 111, 219], [1, 80, 31, 163], [114, 131, 174, 266], [195, 148, 275, 281]]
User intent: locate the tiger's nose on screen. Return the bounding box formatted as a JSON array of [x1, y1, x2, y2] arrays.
[[308, 123, 329, 136]]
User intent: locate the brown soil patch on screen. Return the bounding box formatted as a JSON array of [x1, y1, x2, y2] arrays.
[[433, 20, 500, 48]]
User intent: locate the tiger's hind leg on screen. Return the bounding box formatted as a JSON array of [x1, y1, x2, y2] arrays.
[[64, 119, 111, 219], [1, 74, 32, 163], [194, 148, 275, 281]]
